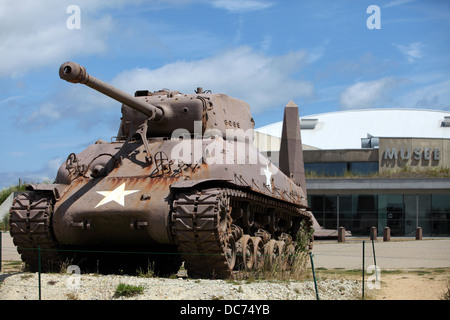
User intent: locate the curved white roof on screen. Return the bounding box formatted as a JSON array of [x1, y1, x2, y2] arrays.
[[256, 109, 450, 149]]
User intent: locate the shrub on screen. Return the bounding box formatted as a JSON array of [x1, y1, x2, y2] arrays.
[[113, 283, 145, 298]]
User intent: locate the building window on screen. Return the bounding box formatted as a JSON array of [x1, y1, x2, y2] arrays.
[[305, 162, 378, 177], [352, 194, 378, 235], [305, 163, 347, 176], [324, 195, 337, 230], [339, 195, 353, 232], [379, 195, 404, 236], [432, 194, 450, 237], [308, 195, 324, 227], [348, 162, 379, 175], [307, 193, 450, 237], [308, 195, 338, 230], [404, 195, 432, 236]]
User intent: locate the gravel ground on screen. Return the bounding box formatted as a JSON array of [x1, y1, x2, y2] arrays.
[[0, 272, 361, 300]]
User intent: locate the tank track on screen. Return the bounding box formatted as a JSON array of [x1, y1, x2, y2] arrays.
[[9, 192, 61, 271], [171, 187, 312, 278]]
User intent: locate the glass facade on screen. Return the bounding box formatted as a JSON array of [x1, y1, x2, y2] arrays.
[[305, 163, 347, 176], [308, 194, 450, 237], [305, 162, 379, 176]]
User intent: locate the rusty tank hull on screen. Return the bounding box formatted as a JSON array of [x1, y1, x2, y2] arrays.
[[9, 62, 314, 278]]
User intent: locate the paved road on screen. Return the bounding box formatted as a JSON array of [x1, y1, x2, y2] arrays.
[[2, 232, 450, 270], [312, 239, 450, 270], [1, 232, 19, 261]]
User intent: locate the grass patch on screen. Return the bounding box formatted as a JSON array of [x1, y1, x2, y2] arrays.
[[136, 264, 155, 278], [113, 283, 145, 298]]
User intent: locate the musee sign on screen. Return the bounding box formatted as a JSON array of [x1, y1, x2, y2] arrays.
[[383, 147, 441, 161]]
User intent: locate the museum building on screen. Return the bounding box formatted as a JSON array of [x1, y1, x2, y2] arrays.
[[255, 108, 450, 237]]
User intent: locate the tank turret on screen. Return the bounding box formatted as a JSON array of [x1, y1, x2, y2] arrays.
[[59, 61, 255, 141]]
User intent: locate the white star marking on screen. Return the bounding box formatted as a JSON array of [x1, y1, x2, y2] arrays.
[[95, 182, 139, 208], [263, 164, 272, 188]]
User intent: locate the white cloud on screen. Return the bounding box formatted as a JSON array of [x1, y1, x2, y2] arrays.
[[339, 77, 402, 109], [307, 39, 330, 64], [28, 102, 61, 121], [211, 0, 273, 12], [0, 156, 64, 189], [21, 84, 116, 130], [0, 0, 140, 78], [403, 80, 450, 110], [0, 0, 275, 78], [0, 96, 21, 105], [383, 0, 417, 8], [112, 46, 314, 113], [393, 42, 423, 63]]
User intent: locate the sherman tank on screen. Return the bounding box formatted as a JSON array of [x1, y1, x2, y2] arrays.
[[9, 61, 314, 278]]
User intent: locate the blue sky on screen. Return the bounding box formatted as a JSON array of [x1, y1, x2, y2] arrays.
[[0, 0, 449, 189]]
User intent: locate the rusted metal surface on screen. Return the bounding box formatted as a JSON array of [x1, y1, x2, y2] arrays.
[[9, 61, 315, 277]]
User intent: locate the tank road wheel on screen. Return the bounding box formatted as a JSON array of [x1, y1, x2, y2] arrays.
[[264, 239, 279, 269], [219, 192, 237, 274], [237, 235, 254, 270], [251, 237, 264, 270]]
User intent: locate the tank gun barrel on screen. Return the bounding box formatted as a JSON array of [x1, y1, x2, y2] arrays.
[[59, 61, 163, 120]]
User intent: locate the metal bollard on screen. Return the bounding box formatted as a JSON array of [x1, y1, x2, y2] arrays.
[[383, 227, 391, 242], [415, 227, 422, 240], [370, 226, 377, 241], [338, 226, 346, 243]]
